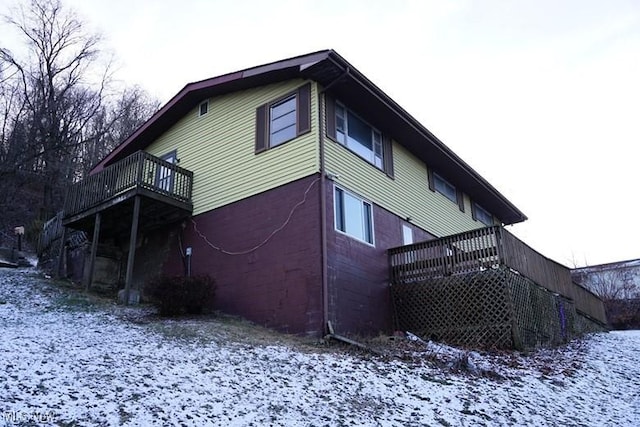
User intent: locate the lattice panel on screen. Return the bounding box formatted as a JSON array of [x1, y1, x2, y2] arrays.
[[391, 268, 515, 349], [391, 266, 608, 350], [507, 272, 576, 349], [574, 312, 607, 335]]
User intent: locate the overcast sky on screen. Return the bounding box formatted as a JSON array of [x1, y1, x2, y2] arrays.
[[4, 0, 639, 267]]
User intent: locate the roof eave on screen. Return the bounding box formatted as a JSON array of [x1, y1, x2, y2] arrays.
[[317, 51, 527, 225], [90, 50, 333, 174], [89, 49, 526, 225]]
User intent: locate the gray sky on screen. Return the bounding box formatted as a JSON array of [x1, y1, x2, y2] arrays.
[[5, 0, 640, 267]]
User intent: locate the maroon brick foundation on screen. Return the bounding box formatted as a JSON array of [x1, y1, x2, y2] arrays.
[[162, 174, 324, 336], [143, 174, 437, 338], [325, 181, 434, 335]]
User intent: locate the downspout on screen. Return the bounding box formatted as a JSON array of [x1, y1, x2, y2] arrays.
[[317, 69, 349, 335], [318, 88, 329, 335]]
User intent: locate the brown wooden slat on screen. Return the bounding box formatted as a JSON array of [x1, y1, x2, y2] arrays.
[[63, 151, 194, 222], [388, 226, 607, 325]]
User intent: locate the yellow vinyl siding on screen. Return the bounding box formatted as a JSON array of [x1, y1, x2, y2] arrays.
[[324, 139, 486, 238], [146, 79, 319, 215]]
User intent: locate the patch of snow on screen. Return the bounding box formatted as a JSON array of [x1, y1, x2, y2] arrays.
[[0, 268, 639, 426]]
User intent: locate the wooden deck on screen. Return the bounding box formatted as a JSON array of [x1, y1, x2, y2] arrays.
[[63, 151, 193, 231], [389, 226, 607, 324], [57, 151, 194, 301]]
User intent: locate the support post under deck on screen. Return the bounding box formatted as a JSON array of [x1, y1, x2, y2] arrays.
[[55, 226, 68, 279], [85, 212, 101, 291], [123, 196, 141, 305]]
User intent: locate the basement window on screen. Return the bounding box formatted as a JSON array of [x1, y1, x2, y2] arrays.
[[334, 186, 374, 245]]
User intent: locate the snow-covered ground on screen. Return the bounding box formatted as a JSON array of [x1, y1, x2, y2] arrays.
[[1, 268, 639, 426]]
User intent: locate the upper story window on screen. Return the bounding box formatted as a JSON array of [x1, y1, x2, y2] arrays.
[[336, 103, 383, 169], [473, 202, 493, 226], [269, 95, 297, 147], [255, 83, 311, 153], [428, 169, 464, 212], [325, 96, 394, 178], [199, 100, 209, 116], [433, 173, 457, 203], [334, 186, 374, 245]]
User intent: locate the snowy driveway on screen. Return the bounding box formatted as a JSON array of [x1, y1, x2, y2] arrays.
[[1, 268, 639, 426]]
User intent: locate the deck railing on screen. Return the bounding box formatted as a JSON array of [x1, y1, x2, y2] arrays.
[[64, 151, 193, 219], [389, 226, 606, 323], [389, 227, 502, 281]]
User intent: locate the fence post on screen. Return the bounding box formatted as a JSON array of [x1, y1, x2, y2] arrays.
[[55, 226, 68, 279]]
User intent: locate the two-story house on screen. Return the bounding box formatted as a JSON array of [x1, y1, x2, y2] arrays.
[[60, 50, 605, 345]]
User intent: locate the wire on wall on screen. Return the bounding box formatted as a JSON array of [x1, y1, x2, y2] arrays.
[[191, 177, 321, 256]]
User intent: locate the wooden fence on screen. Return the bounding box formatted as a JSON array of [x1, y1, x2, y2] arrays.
[[38, 211, 64, 256], [389, 226, 606, 324], [64, 151, 193, 219]]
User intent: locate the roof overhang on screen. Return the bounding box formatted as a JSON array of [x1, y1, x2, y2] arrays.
[[91, 49, 527, 225]]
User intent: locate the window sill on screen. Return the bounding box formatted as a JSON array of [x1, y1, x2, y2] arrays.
[[328, 136, 394, 179], [334, 228, 376, 248]]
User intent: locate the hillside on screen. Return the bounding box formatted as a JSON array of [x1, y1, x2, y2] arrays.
[[1, 268, 638, 426]]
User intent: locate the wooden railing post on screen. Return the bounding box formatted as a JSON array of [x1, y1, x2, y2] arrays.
[[136, 151, 144, 186], [495, 226, 505, 266]]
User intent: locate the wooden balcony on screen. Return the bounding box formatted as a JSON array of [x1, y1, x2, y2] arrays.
[[63, 151, 193, 233], [389, 226, 606, 324], [59, 151, 194, 302]]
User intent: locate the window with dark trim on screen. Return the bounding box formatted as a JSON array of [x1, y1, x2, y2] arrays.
[[427, 168, 465, 212], [255, 83, 311, 153], [472, 202, 493, 226], [326, 95, 394, 178], [334, 186, 374, 245], [199, 101, 209, 117], [433, 173, 456, 202], [269, 95, 296, 147]]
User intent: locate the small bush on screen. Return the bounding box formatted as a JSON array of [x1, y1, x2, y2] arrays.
[[145, 275, 216, 316]]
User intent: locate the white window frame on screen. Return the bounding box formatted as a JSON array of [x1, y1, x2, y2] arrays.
[[335, 102, 383, 169], [433, 173, 457, 203], [402, 224, 413, 245], [474, 203, 494, 226], [334, 186, 375, 246], [269, 94, 297, 147], [198, 100, 209, 117]]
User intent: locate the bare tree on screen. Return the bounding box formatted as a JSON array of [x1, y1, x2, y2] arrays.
[[0, 0, 158, 247], [78, 85, 160, 177], [0, 0, 111, 217], [572, 264, 639, 302]]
